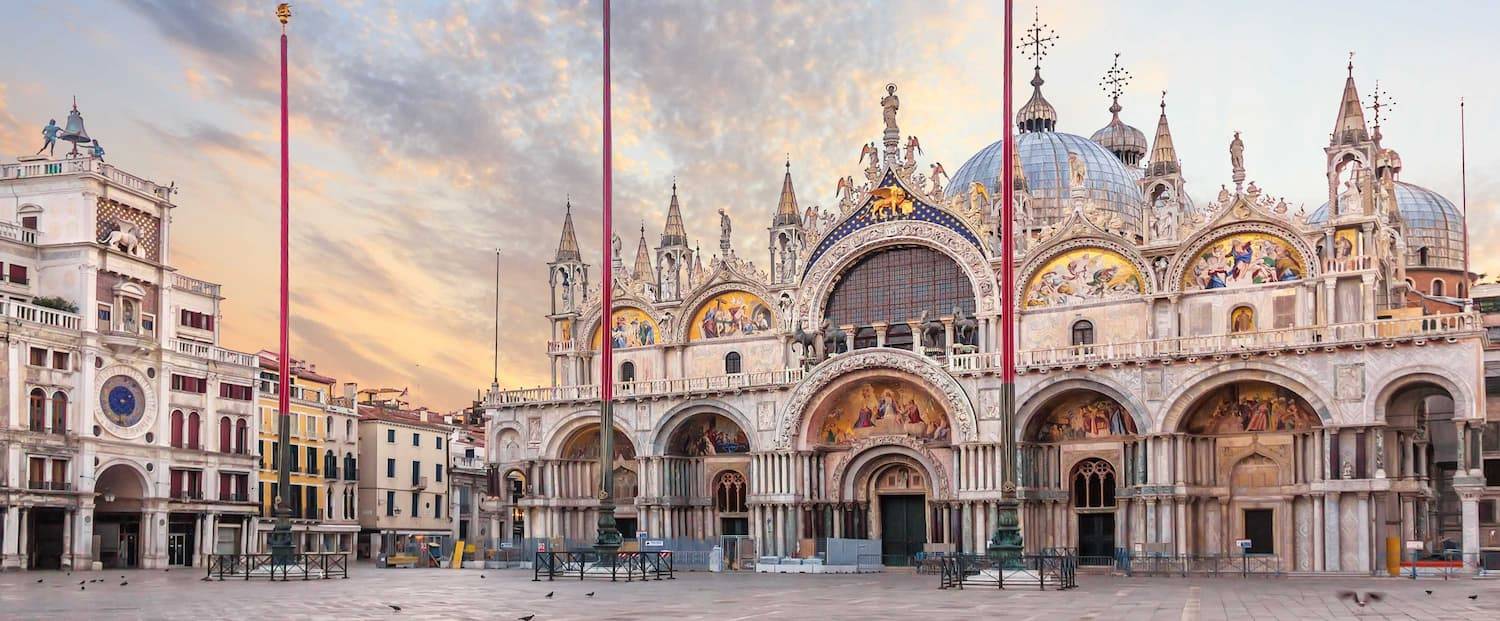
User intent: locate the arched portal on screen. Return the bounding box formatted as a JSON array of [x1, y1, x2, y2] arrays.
[[1175, 381, 1321, 566], [1380, 378, 1459, 547], [851, 454, 934, 567], [94, 462, 150, 569], [1019, 388, 1136, 557], [653, 412, 753, 541], [555, 424, 640, 539]]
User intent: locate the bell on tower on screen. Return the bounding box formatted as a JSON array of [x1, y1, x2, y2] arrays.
[[60, 97, 93, 158], [768, 159, 804, 287]]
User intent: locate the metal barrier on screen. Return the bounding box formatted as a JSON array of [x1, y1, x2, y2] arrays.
[[1118, 552, 1281, 578], [204, 552, 350, 581], [532, 550, 675, 582], [937, 552, 1077, 590]]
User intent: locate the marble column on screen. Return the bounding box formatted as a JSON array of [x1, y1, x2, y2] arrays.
[[1323, 491, 1341, 572]]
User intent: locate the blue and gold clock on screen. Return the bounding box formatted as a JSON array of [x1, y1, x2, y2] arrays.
[[97, 371, 151, 435]]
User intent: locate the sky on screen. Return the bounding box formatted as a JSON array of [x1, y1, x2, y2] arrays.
[[1, 0, 1496, 411]]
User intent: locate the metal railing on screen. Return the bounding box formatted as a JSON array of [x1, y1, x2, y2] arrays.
[[937, 551, 1077, 590], [205, 552, 350, 581], [533, 550, 675, 582], [1118, 552, 1282, 578], [27, 480, 72, 491]]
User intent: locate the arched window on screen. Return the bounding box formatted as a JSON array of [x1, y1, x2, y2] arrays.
[[1070, 320, 1095, 346], [345, 452, 357, 481], [1230, 306, 1256, 333], [187, 412, 201, 449], [1071, 458, 1116, 509], [170, 410, 185, 447], [1417, 247, 1429, 266], [824, 246, 976, 337], [219, 416, 233, 452], [50, 391, 67, 434], [346, 419, 353, 437], [714, 471, 747, 513], [1431, 278, 1445, 297], [326, 488, 334, 519], [620, 361, 636, 383], [235, 419, 248, 454], [724, 352, 742, 375], [28, 388, 46, 431], [325, 450, 337, 478]]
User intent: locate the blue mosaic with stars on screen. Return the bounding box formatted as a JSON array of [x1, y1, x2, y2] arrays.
[[803, 171, 984, 278]]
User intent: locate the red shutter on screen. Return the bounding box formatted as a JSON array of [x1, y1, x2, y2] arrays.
[[205, 315, 215, 331], [187, 412, 201, 449], [170, 410, 184, 448], [170, 469, 183, 496], [219, 416, 232, 452]]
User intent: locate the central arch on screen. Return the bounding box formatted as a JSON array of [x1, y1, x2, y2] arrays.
[[776, 348, 976, 449], [798, 220, 999, 329]]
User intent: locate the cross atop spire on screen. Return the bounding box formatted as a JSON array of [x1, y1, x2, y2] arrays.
[[1015, 8, 1059, 133], [1366, 80, 1394, 144], [1100, 52, 1131, 117]]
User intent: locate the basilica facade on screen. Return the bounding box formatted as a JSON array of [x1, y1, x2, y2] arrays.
[[485, 56, 1491, 574]]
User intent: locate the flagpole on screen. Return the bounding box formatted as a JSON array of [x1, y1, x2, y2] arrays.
[[989, 0, 1023, 555], [594, 0, 622, 553], [269, 2, 295, 566], [1460, 98, 1470, 294]]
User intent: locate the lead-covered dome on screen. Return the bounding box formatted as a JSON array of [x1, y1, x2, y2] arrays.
[[1308, 181, 1465, 270], [948, 131, 1145, 234]]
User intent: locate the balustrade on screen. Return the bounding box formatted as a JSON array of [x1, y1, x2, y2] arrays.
[[493, 312, 1479, 405], [169, 338, 258, 367], [0, 299, 81, 330]]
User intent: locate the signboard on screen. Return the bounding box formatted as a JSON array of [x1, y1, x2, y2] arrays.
[[1405, 540, 1424, 551], [537, 542, 547, 553], [1234, 539, 1253, 550], [645, 539, 665, 548], [500, 542, 514, 549], [636, 530, 649, 539]]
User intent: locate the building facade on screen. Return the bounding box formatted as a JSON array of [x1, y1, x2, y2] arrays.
[[449, 425, 501, 554], [355, 399, 453, 558], [0, 113, 260, 571], [486, 52, 1494, 573], [252, 354, 358, 553]]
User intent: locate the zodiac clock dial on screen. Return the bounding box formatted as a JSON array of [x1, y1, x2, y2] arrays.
[[99, 374, 147, 428]]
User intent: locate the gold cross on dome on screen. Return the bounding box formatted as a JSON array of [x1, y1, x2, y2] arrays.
[[1099, 52, 1132, 101]]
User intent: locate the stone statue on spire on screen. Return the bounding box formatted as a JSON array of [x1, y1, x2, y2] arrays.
[[881, 83, 900, 132], [1229, 131, 1246, 191], [718, 208, 733, 257]]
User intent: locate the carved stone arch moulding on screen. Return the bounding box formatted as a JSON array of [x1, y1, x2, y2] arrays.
[[1166, 221, 1320, 293], [1015, 236, 1155, 313], [828, 435, 954, 502], [671, 280, 781, 343], [774, 348, 977, 449], [796, 220, 998, 330]]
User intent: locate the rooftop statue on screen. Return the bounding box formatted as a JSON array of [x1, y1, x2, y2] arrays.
[[36, 119, 61, 156], [881, 83, 900, 133], [1229, 131, 1245, 172], [90, 139, 105, 161]]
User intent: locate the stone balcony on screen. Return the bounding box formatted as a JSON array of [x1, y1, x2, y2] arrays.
[[168, 338, 258, 367], [492, 312, 1482, 406], [2, 155, 174, 201], [0, 299, 82, 331]]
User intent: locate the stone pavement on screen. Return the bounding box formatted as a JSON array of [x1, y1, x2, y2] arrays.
[[0, 565, 1495, 620]]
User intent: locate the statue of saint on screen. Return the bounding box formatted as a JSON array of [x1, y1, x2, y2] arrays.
[[1229, 131, 1245, 172], [36, 119, 61, 156], [611, 232, 622, 260], [880, 84, 900, 132], [719, 208, 732, 245], [1067, 151, 1087, 188]]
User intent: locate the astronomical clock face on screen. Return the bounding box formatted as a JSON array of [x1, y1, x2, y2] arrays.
[[96, 366, 156, 439]]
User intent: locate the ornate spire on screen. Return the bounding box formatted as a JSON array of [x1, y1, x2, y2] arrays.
[[1090, 53, 1146, 166], [632, 223, 655, 283], [773, 159, 802, 226], [1331, 53, 1370, 146], [660, 181, 688, 247], [1016, 8, 1058, 133], [554, 199, 582, 262], [1146, 91, 1181, 177]]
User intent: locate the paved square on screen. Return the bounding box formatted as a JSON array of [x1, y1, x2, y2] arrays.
[[0, 565, 1495, 620]]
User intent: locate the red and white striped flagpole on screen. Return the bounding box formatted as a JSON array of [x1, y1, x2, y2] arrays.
[[594, 0, 622, 551]]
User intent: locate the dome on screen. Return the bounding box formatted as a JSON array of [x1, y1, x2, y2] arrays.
[[1090, 104, 1148, 167], [948, 131, 1145, 235], [1308, 181, 1465, 270]]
